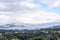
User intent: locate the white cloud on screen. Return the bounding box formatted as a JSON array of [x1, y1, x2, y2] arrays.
[[0, 11, 14, 16], [53, 0, 60, 7], [0, 2, 7, 9], [20, 2, 37, 8], [21, 0, 34, 2], [14, 10, 60, 24], [0, 0, 60, 25], [19, 0, 39, 8], [0, 15, 13, 25], [40, 0, 60, 8]]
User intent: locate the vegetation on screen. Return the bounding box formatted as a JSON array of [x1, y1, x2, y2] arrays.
[[0, 28, 59, 40]]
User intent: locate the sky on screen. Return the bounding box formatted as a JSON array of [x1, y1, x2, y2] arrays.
[[0, 0, 60, 24]]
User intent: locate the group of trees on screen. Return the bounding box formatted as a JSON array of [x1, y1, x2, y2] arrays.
[[5, 29, 60, 40], [1, 28, 60, 40]]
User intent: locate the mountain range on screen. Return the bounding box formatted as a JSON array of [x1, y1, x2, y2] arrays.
[[0, 22, 60, 30]]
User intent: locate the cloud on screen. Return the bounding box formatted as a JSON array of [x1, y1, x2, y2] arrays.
[[53, 0, 60, 7], [14, 9, 60, 24], [0, 0, 60, 24], [0, 11, 14, 16], [0, 15, 13, 25], [0, 0, 39, 11], [40, 0, 60, 8], [19, 1, 39, 8], [0, 2, 7, 9], [0, 0, 60, 11]]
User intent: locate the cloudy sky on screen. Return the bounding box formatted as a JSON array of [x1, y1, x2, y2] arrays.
[[0, 0, 60, 24]]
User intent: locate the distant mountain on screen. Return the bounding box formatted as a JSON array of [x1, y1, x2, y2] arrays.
[[0, 22, 60, 30]]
